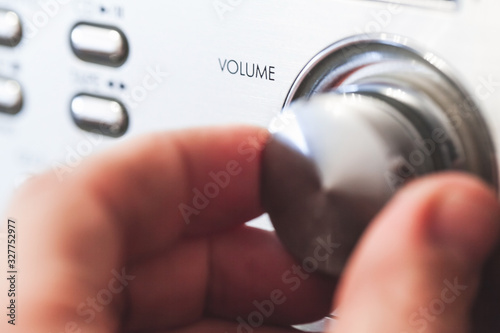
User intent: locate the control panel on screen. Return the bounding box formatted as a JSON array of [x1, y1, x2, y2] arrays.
[[3, 1, 500, 332]]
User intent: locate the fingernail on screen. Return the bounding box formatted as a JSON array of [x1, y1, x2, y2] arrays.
[[431, 181, 500, 262]]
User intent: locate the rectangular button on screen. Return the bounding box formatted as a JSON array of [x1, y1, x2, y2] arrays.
[[0, 10, 22, 47], [71, 23, 129, 67], [0, 77, 22, 114]]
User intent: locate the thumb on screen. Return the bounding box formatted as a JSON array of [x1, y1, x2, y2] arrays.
[[331, 173, 500, 333]]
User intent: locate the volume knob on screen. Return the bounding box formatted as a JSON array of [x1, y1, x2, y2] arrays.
[[262, 35, 497, 276], [261, 93, 440, 275]]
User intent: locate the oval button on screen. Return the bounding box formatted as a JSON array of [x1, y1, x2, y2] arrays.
[[71, 94, 129, 137], [0, 77, 23, 114], [0, 10, 22, 47], [70, 23, 129, 67]]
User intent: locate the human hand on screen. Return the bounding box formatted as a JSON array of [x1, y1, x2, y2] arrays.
[[2, 126, 334, 333], [2, 126, 500, 333]]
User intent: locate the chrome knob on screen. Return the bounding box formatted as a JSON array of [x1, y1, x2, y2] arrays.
[[262, 35, 497, 277], [262, 93, 438, 275]]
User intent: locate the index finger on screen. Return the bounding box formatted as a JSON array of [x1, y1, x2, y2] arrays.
[[68, 125, 270, 258]]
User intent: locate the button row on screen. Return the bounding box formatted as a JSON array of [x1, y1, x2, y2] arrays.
[[0, 82, 129, 137], [0, 8, 129, 134], [1, 8, 130, 67], [1, 9, 24, 115], [69, 23, 129, 134], [0, 9, 22, 47]]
